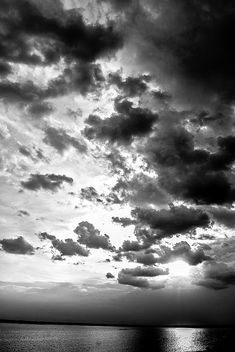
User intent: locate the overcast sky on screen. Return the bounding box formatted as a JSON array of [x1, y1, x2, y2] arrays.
[[1, 0, 235, 326]]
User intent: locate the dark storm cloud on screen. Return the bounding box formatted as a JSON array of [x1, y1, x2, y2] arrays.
[[0, 0, 122, 65], [84, 99, 158, 144], [43, 127, 87, 154], [209, 207, 235, 228], [74, 221, 115, 251], [120, 0, 235, 105], [0, 81, 46, 104], [42, 62, 105, 98], [196, 261, 235, 290], [27, 101, 54, 118], [131, 205, 210, 239], [145, 126, 235, 205], [0, 236, 34, 255], [58, 62, 105, 96], [0, 62, 12, 77], [21, 173, 73, 191], [106, 272, 115, 279], [158, 242, 211, 266], [108, 73, 149, 97]]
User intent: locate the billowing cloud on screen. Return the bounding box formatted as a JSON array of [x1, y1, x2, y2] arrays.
[[145, 127, 235, 205], [108, 73, 149, 97], [84, 99, 158, 144], [209, 207, 235, 228], [120, 240, 149, 252], [21, 173, 73, 191], [157, 242, 211, 266], [196, 261, 235, 290], [51, 238, 89, 257], [0, 236, 34, 255], [38, 232, 89, 257], [131, 205, 210, 239], [106, 272, 115, 279], [74, 221, 115, 250], [112, 173, 170, 207], [0, 0, 122, 66], [112, 217, 136, 227]]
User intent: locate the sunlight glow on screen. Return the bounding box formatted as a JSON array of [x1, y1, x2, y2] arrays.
[[169, 260, 190, 277]]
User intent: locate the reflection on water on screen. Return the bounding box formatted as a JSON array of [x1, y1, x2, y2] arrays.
[[164, 328, 207, 351], [0, 323, 234, 351]]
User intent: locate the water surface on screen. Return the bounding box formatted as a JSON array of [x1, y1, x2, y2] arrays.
[[0, 323, 234, 351]]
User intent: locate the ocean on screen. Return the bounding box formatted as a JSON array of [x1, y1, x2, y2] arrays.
[[0, 323, 234, 351]]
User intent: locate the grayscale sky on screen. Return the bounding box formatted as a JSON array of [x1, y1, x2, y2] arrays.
[[0, 0, 235, 326]]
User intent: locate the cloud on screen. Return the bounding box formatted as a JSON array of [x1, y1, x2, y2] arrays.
[[120, 240, 149, 252], [19, 145, 47, 162], [144, 126, 235, 205], [136, 253, 158, 265], [106, 272, 115, 279], [84, 98, 158, 144], [158, 241, 211, 266], [112, 173, 170, 207], [0, 0, 122, 66], [0, 61, 12, 77], [17, 210, 30, 217], [27, 101, 54, 118], [118, 0, 235, 106], [108, 72, 149, 97], [43, 127, 87, 154], [118, 265, 167, 289], [120, 266, 169, 277], [38, 232, 56, 241], [112, 217, 136, 227], [209, 207, 235, 228], [196, 261, 235, 290], [74, 221, 115, 250], [51, 238, 89, 257], [21, 173, 73, 191], [52, 254, 65, 261], [131, 205, 210, 239], [38, 232, 89, 257], [0, 81, 47, 104], [0, 236, 34, 255], [80, 187, 101, 202], [80, 187, 121, 205]]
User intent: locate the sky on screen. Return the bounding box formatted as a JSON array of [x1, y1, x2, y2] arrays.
[[0, 0, 235, 326]]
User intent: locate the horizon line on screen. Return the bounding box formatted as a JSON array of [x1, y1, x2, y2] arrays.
[[0, 319, 234, 328]]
